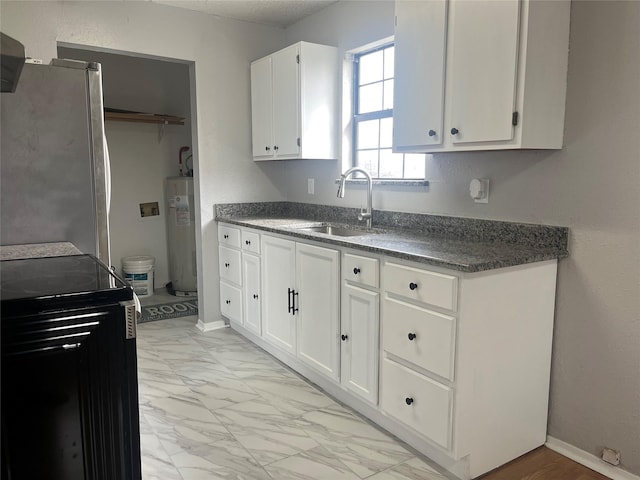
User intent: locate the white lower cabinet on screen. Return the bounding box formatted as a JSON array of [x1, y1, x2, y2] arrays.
[[379, 258, 558, 479], [296, 243, 340, 380], [383, 296, 456, 381], [218, 225, 262, 330], [218, 225, 243, 325], [261, 235, 340, 378], [261, 235, 297, 353], [340, 283, 379, 405], [380, 357, 452, 450], [242, 252, 261, 336], [221, 224, 559, 480]]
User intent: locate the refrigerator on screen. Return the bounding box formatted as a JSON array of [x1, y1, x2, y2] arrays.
[[1, 59, 111, 265]]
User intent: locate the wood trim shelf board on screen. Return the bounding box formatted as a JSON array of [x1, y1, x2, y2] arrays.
[[104, 108, 185, 125], [546, 436, 640, 480]]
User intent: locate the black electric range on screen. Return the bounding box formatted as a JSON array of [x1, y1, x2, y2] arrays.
[[1, 254, 132, 316], [1, 254, 142, 480]]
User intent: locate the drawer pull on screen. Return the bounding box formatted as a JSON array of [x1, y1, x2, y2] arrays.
[[408, 332, 417, 341], [405, 397, 414, 406], [245, 240, 251, 245], [223, 234, 229, 239], [409, 282, 418, 291], [224, 263, 230, 268], [341, 334, 348, 341], [225, 300, 231, 305], [253, 294, 259, 299], [353, 267, 361, 275]]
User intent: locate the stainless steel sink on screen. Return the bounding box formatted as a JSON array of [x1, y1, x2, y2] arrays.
[[297, 225, 370, 237]]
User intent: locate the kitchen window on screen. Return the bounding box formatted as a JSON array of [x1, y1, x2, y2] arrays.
[[352, 43, 425, 179]]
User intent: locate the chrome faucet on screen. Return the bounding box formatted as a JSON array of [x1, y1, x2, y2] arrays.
[[337, 167, 373, 228]]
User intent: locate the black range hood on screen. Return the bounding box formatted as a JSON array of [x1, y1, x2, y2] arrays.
[[1, 33, 26, 93]]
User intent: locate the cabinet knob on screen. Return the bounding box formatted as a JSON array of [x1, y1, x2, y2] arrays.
[[409, 282, 418, 291], [224, 263, 230, 268], [265, 146, 270, 151], [274, 145, 279, 151], [245, 240, 251, 245], [408, 332, 417, 341], [450, 127, 459, 135], [223, 234, 229, 239], [405, 397, 414, 406], [341, 334, 348, 341], [353, 267, 361, 275], [225, 299, 231, 305], [428, 129, 437, 137], [253, 294, 259, 299]]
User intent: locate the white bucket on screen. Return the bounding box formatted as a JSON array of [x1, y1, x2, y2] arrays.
[[122, 255, 155, 298]]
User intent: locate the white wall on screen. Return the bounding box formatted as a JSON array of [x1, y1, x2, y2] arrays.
[[0, 0, 287, 327], [283, 0, 640, 475], [58, 46, 192, 287]]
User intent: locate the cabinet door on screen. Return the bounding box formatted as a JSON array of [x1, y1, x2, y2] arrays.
[[447, 0, 520, 144], [261, 236, 296, 354], [242, 253, 262, 336], [296, 243, 340, 381], [250, 56, 274, 159], [220, 281, 243, 324], [272, 44, 300, 158], [341, 284, 379, 405], [393, 0, 447, 149]]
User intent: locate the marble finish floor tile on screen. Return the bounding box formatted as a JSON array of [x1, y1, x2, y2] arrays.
[[136, 318, 454, 479]]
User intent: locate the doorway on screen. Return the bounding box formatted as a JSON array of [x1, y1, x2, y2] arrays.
[[57, 45, 198, 302]]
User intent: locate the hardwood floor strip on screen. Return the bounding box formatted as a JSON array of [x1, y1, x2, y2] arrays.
[[478, 447, 611, 480]]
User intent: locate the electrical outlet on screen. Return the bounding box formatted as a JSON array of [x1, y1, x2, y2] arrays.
[[602, 447, 620, 466], [307, 178, 314, 195]]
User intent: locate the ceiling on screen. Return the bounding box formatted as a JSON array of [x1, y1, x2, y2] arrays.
[[151, 0, 338, 28]]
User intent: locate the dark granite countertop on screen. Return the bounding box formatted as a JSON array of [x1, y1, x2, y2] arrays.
[[215, 202, 569, 273]]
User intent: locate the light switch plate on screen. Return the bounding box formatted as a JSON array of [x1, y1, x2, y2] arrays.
[[308, 178, 315, 195]]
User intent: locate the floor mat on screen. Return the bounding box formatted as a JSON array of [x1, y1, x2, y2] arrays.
[[139, 297, 198, 323]]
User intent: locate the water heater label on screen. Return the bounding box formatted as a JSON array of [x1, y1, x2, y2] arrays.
[[175, 195, 190, 226]]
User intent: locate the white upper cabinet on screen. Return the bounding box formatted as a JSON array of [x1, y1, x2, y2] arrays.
[[393, 0, 571, 152], [250, 56, 274, 158], [393, 0, 447, 148], [447, 0, 520, 144], [251, 42, 339, 160]]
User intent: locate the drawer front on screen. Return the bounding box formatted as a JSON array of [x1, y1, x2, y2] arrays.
[[383, 297, 456, 380], [219, 246, 242, 285], [343, 253, 379, 288], [381, 358, 452, 450], [220, 281, 243, 324], [242, 230, 261, 254], [218, 224, 241, 248], [384, 262, 457, 312]]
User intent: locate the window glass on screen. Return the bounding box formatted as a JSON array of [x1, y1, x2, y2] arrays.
[[358, 49, 384, 85], [358, 83, 383, 114], [357, 120, 380, 150]]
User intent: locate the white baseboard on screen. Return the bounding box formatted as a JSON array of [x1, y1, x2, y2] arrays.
[[195, 319, 227, 332], [546, 436, 639, 480]]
